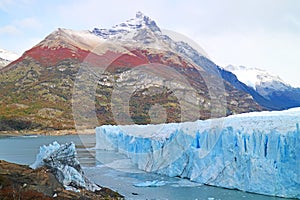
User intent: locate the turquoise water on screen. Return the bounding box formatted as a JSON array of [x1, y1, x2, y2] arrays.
[[0, 135, 293, 200]]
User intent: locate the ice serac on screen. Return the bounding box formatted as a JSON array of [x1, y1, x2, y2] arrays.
[[31, 142, 101, 192], [95, 108, 300, 199]]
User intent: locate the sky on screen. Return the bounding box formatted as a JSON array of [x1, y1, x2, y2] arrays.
[[1, 0, 300, 86]]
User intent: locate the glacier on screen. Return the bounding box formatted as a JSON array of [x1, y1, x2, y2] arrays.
[[95, 108, 300, 199]]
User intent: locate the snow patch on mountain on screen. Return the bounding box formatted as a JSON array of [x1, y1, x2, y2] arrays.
[[93, 11, 161, 41], [0, 48, 19, 61], [224, 65, 292, 98], [0, 48, 19, 67], [38, 28, 105, 51], [92, 11, 210, 64]]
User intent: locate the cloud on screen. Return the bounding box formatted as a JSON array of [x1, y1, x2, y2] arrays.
[[0, 0, 35, 11], [0, 0, 14, 11], [55, 0, 171, 29], [0, 25, 21, 35], [283, 15, 300, 32], [53, 0, 300, 39], [195, 30, 300, 87], [15, 17, 41, 29], [1, 0, 300, 86], [0, 17, 41, 35]]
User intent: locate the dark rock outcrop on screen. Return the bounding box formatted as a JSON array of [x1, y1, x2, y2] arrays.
[[0, 160, 123, 200]]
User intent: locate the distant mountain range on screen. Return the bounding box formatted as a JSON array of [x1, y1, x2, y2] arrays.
[[0, 12, 297, 132], [0, 48, 19, 69], [223, 65, 300, 110]]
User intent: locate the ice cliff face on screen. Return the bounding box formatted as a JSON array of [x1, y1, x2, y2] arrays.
[[95, 108, 300, 199], [31, 142, 101, 192]]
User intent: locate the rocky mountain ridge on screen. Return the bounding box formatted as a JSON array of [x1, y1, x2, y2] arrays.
[[0, 12, 266, 132]]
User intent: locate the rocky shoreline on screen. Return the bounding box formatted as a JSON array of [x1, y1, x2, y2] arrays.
[[0, 160, 124, 200], [0, 129, 95, 137], [0, 140, 125, 200]]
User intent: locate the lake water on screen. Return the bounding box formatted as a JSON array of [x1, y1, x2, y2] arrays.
[[0, 134, 292, 200]]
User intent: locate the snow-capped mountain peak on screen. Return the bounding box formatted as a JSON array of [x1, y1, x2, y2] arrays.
[[92, 11, 210, 70], [92, 11, 161, 41], [0, 48, 19, 61], [112, 11, 160, 33], [224, 65, 292, 98], [0, 48, 19, 68]]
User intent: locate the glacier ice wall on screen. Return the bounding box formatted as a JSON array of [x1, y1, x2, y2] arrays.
[[95, 108, 300, 199]]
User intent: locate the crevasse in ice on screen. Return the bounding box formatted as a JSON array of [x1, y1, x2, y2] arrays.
[[95, 108, 300, 199]]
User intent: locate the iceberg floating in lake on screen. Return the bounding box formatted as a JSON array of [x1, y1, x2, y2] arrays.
[[31, 141, 101, 192], [95, 108, 300, 199], [30, 141, 61, 169], [133, 180, 166, 187]]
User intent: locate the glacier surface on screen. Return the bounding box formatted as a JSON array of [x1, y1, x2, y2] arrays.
[[95, 108, 300, 199]]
